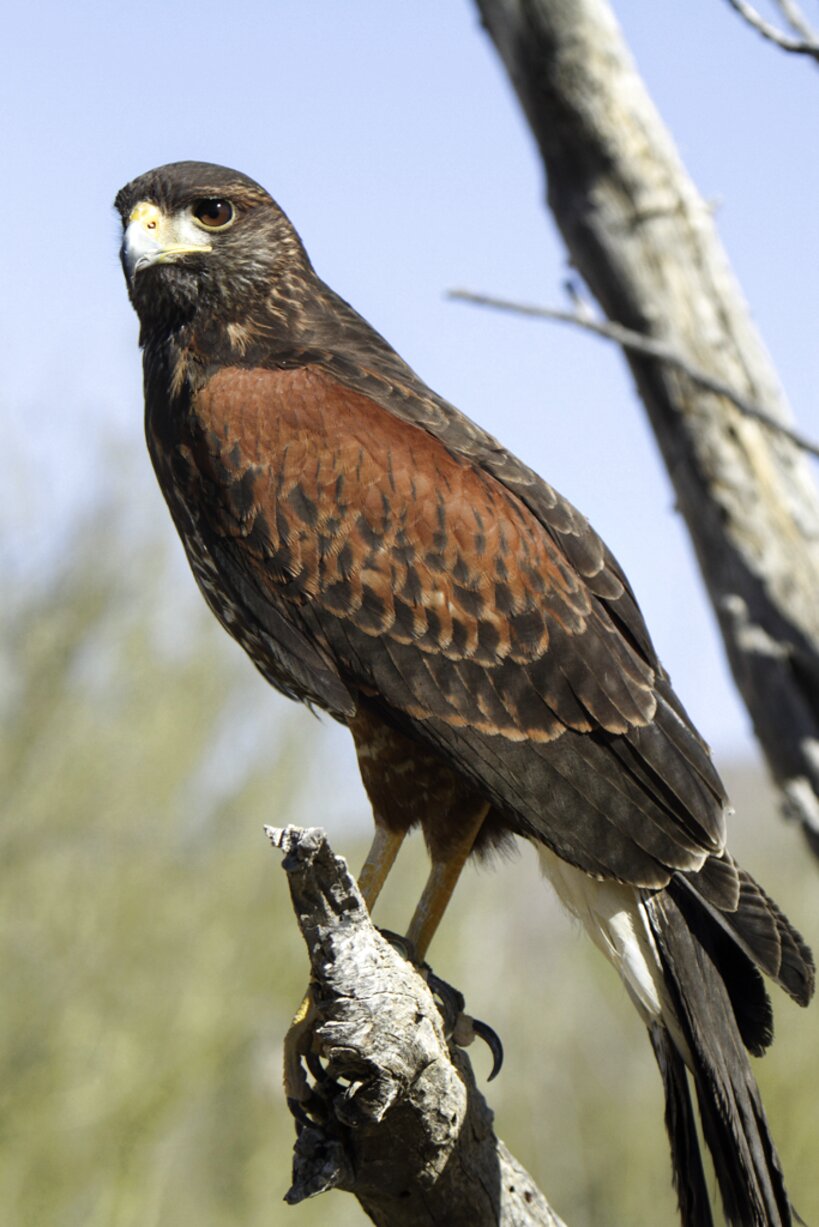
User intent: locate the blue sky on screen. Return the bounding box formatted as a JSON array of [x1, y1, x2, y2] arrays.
[[2, 0, 818, 764]]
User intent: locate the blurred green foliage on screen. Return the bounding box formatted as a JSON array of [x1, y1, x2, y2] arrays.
[[1, 515, 816, 1226]]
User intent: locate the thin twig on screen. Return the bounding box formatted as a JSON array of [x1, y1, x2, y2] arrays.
[[448, 288, 819, 461], [775, 0, 819, 42], [723, 0, 819, 60]]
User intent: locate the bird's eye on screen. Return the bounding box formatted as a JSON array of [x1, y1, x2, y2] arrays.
[[192, 199, 235, 231]]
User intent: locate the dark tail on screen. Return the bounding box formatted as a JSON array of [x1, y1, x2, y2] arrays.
[[648, 1021, 715, 1227], [644, 869, 814, 1227]]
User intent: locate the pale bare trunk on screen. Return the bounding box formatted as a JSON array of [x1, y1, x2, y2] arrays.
[[474, 0, 819, 856]]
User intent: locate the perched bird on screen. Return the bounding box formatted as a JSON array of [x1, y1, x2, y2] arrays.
[[116, 160, 813, 1227]]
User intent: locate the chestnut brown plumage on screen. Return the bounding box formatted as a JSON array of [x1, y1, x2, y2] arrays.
[[116, 161, 813, 1227]]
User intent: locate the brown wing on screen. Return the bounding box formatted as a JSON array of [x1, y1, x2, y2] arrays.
[[184, 362, 726, 886], [190, 364, 655, 729], [250, 276, 659, 667]]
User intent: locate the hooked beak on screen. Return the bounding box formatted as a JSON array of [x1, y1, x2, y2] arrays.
[[122, 201, 212, 279]]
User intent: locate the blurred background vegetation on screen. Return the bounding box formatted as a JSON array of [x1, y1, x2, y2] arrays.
[[1, 497, 816, 1227]]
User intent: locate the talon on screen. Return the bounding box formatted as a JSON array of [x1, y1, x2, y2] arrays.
[[306, 1051, 328, 1084], [472, 1016, 504, 1080], [376, 927, 417, 961], [287, 1089, 330, 1128], [287, 1096, 312, 1129], [426, 968, 465, 1032], [450, 1010, 504, 1080]]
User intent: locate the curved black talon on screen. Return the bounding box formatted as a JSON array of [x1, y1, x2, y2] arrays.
[[287, 1085, 332, 1129], [425, 968, 466, 1033], [306, 1051, 329, 1084], [376, 927, 417, 961], [287, 1096, 314, 1130], [472, 1017, 504, 1081], [427, 971, 503, 1081]]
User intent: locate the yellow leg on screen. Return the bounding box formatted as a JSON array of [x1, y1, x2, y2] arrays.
[[357, 823, 406, 910], [284, 990, 316, 1104], [406, 803, 490, 961]]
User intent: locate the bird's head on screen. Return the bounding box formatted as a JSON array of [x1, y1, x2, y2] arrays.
[[115, 161, 311, 345]]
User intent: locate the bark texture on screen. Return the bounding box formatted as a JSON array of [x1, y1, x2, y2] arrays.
[[474, 0, 819, 856], [267, 825, 565, 1227]]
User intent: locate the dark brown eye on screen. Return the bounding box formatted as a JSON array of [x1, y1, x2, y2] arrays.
[[192, 199, 235, 230]]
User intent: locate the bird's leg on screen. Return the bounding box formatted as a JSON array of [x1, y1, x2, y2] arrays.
[[356, 822, 407, 910], [406, 801, 489, 961], [284, 822, 407, 1112], [284, 991, 321, 1114], [403, 801, 503, 1076]]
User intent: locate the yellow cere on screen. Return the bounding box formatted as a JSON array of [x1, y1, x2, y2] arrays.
[[129, 201, 162, 229]]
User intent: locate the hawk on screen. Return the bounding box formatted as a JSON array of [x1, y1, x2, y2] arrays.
[[116, 161, 813, 1227]]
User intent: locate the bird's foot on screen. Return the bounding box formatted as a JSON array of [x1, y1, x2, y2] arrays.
[[377, 929, 504, 1080], [284, 942, 504, 1130], [283, 987, 331, 1126]]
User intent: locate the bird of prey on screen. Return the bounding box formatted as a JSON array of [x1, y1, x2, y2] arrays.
[[116, 161, 813, 1227]]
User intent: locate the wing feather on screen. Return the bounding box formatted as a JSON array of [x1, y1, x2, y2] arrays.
[[184, 360, 727, 885]]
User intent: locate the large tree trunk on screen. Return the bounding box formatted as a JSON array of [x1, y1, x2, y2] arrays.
[[474, 0, 819, 857]]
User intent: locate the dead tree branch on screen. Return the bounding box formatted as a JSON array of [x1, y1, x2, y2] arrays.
[[724, 0, 819, 60], [775, 0, 819, 43], [266, 825, 565, 1227], [473, 0, 819, 857], [448, 288, 819, 461]]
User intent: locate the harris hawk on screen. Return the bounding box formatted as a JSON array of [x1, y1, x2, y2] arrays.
[[115, 161, 814, 1227]]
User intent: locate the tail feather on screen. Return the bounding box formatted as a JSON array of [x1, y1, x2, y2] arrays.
[[537, 842, 812, 1225], [679, 854, 815, 1007], [645, 889, 794, 1227], [731, 865, 814, 1005], [648, 1022, 715, 1227], [669, 874, 773, 1056]]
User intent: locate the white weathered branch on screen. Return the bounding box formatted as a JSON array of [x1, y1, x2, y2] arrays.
[[724, 0, 819, 60], [473, 0, 819, 856], [775, 0, 819, 42], [448, 288, 819, 462], [266, 825, 565, 1227]]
